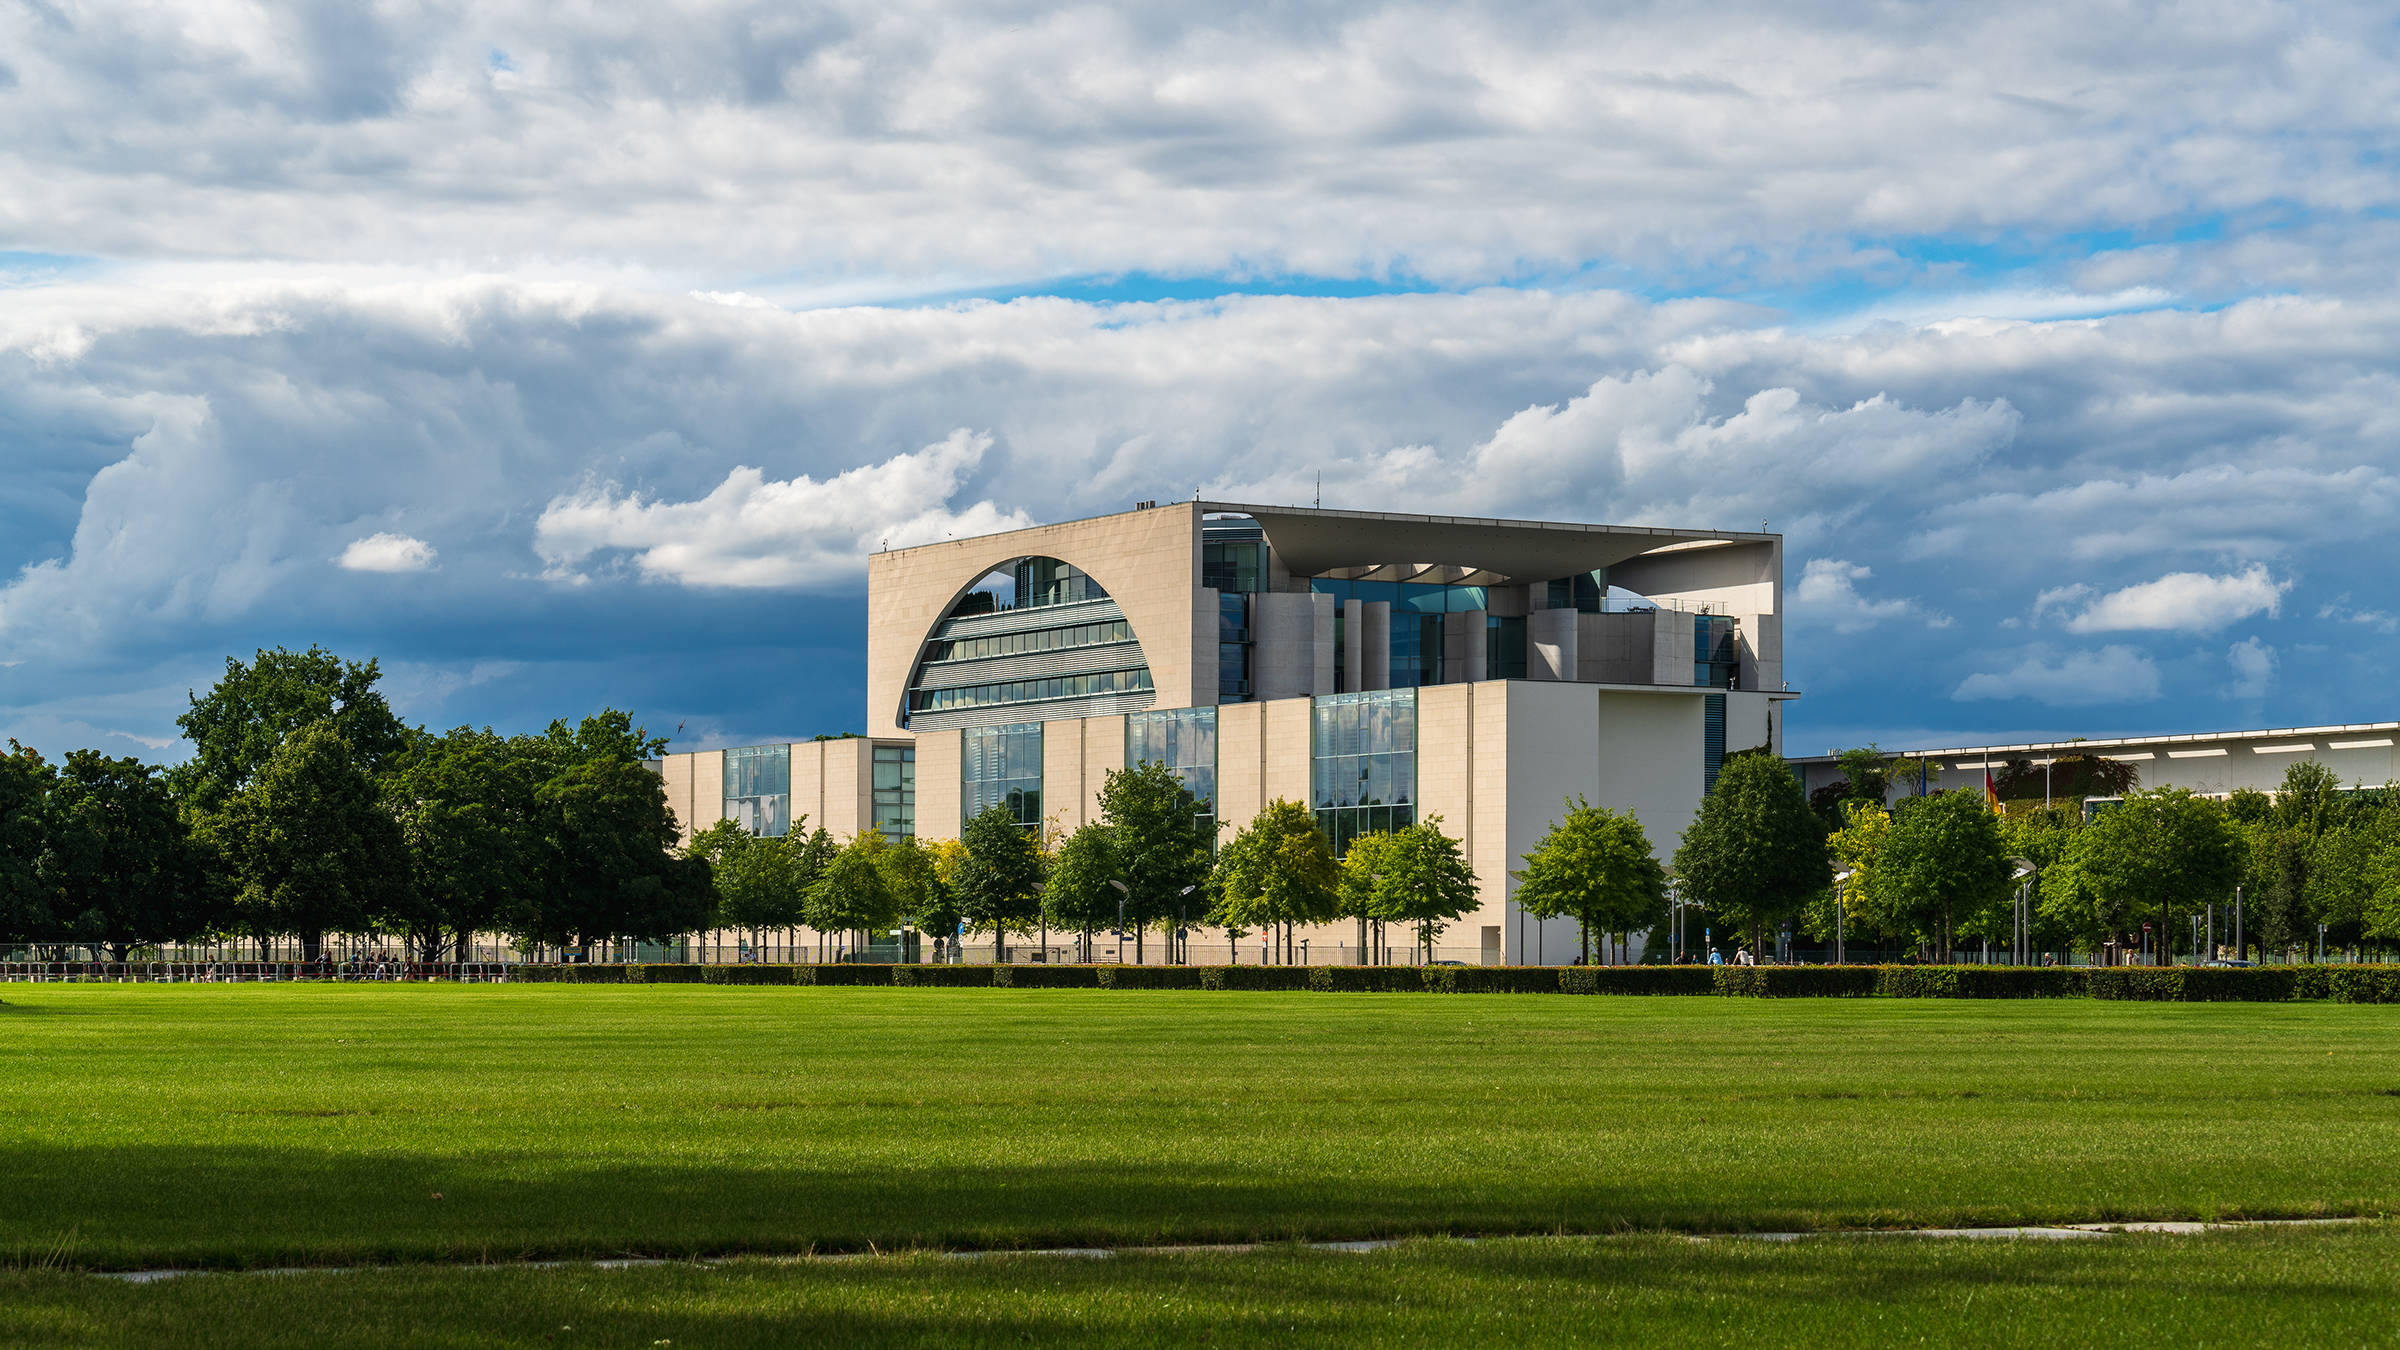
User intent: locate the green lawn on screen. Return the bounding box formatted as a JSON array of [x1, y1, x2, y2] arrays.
[[3, 985, 2397, 1272], [7, 1229, 2400, 1349]]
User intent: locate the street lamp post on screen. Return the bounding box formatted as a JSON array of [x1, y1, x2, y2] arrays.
[[2234, 886, 2244, 963], [1107, 879, 1129, 965], [1175, 883, 1197, 964], [1831, 868, 1855, 965], [2007, 858, 2037, 967]]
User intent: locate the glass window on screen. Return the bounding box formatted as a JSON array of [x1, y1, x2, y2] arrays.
[[1310, 689, 1417, 857], [723, 744, 791, 837], [1486, 615, 1527, 680], [872, 745, 915, 842], [962, 723, 1042, 830], [908, 667, 1154, 714], [1126, 707, 1217, 837]]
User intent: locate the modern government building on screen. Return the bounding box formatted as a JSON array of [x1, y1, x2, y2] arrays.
[[652, 500, 1790, 964]]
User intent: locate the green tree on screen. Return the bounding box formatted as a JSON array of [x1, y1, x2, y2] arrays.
[[951, 806, 1045, 961], [688, 816, 816, 953], [1878, 790, 2013, 960], [1672, 754, 1828, 959], [875, 835, 949, 945], [522, 755, 714, 953], [1095, 761, 1212, 962], [171, 647, 412, 813], [208, 724, 410, 961], [807, 834, 900, 951], [384, 727, 543, 960], [0, 742, 57, 947], [43, 750, 217, 961], [2061, 787, 2244, 965], [1810, 800, 1900, 946], [1511, 800, 1664, 964], [2272, 760, 2352, 837], [1044, 823, 1121, 962], [1210, 799, 1338, 963], [1355, 816, 1480, 962]]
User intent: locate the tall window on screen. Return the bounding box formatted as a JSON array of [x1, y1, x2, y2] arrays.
[[1703, 693, 1727, 793], [1126, 707, 1217, 837], [723, 744, 791, 837], [1311, 689, 1416, 857], [1486, 615, 1527, 680], [962, 722, 1043, 830], [872, 745, 915, 842], [1695, 616, 1740, 690]]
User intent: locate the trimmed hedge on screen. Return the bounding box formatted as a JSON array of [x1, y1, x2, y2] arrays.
[[2089, 966, 2297, 1001], [1874, 965, 2088, 999], [890, 964, 991, 987], [991, 964, 1099, 988], [1201, 965, 1313, 991], [700, 964, 795, 985], [1424, 966, 1566, 994], [791, 963, 893, 986], [638, 963, 705, 983], [1713, 965, 1878, 998], [1309, 966, 1430, 992], [1561, 966, 1716, 995], [1097, 965, 1207, 989], [511, 963, 627, 983], [2295, 965, 2400, 1003]]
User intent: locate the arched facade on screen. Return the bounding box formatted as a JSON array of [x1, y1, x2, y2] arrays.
[[898, 555, 1160, 732]]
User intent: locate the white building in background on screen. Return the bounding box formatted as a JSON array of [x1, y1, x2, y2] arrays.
[[1788, 723, 2400, 805], [652, 501, 1793, 965]]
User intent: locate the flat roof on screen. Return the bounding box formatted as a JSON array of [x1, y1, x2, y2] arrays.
[[1198, 501, 1775, 582], [1789, 721, 2400, 764]]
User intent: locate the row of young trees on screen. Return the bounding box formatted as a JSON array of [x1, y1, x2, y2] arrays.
[[1, 647, 711, 959], [1815, 754, 2400, 960]]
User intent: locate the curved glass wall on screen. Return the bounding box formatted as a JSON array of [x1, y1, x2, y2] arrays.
[[1310, 689, 1416, 857], [904, 556, 1155, 731]]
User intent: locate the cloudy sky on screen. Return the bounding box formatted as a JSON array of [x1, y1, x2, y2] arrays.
[[5, 1, 2398, 761]]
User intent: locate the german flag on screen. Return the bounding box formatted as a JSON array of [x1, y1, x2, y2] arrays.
[[1985, 767, 2001, 811]]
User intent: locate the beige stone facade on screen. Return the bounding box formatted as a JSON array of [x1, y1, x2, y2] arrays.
[[652, 501, 1793, 964]]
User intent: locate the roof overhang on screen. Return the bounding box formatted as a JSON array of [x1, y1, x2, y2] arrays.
[[1200, 502, 1775, 584]]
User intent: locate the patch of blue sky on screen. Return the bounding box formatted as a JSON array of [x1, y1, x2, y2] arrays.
[[916, 269, 1443, 308], [0, 251, 98, 285]]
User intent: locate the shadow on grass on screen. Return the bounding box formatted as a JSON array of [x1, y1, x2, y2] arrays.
[[4, 1233, 2399, 1350], [0, 1142, 1667, 1271]]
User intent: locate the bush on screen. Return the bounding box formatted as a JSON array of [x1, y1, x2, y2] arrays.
[[1873, 965, 2087, 999], [792, 963, 893, 986], [1561, 966, 1716, 995], [2315, 966, 2400, 1004], [887, 964, 988, 987], [2089, 966, 2294, 1001], [1100, 965, 1209, 989], [1713, 965, 1877, 997], [1309, 966, 1430, 992], [545, 963, 627, 984], [995, 964, 1103, 988], [636, 964, 705, 983], [701, 964, 795, 985], [1424, 966, 1563, 994], [1200, 965, 1312, 990]]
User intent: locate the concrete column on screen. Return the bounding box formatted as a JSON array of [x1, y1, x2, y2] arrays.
[[1312, 592, 1336, 696], [1363, 602, 1391, 690], [1452, 609, 1488, 683], [1653, 610, 1697, 687], [1530, 608, 1578, 681], [1250, 592, 1319, 701], [1343, 597, 1364, 692]]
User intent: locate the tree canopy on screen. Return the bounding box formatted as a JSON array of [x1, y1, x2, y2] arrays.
[[1511, 799, 1664, 964], [1211, 799, 1340, 945], [1672, 754, 1827, 953]]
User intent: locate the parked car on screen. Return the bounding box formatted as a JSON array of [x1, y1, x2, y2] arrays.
[[2201, 959, 2256, 968]]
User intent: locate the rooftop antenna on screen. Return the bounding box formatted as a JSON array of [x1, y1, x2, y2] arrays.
[[1315, 474, 1321, 509]]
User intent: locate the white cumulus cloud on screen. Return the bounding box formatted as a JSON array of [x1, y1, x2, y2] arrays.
[[1953, 646, 2162, 706], [2060, 565, 2289, 634], [2226, 637, 2275, 700], [533, 429, 1030, 589], [1795, 559, 1947, 634], [337, 533, 438, 573]]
